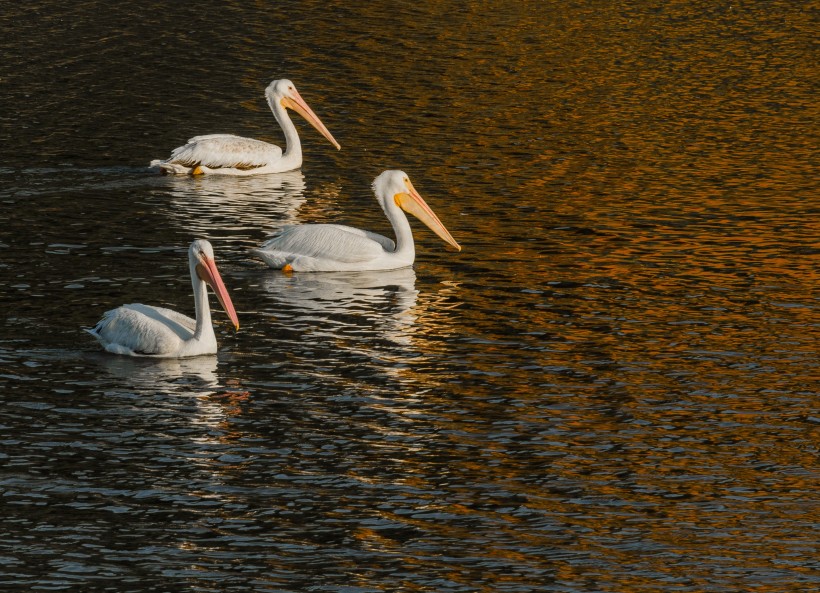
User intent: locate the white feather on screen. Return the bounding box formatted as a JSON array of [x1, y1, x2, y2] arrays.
[[167, 135, 282, 170], [86, 304, 196, 357], [255, 225, 394, 269]]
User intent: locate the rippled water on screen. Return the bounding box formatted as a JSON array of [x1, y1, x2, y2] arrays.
[[1, 1, 818, 592]]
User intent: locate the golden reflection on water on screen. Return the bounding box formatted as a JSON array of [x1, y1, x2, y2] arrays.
[[232, 3, 819, 588]]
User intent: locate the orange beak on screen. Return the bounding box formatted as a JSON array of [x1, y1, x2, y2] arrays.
[[282, 89, 341, 150], [394, 179, 461, 252], [196, 257, 240, 330]]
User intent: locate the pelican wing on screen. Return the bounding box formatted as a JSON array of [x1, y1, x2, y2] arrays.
[[169, 134, 282, 170], [88, 304, 195, 356], [259, 224, 395, 264]]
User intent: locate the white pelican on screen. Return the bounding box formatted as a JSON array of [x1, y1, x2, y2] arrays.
[[150, 79, 340, 176], [86, 239, 240, 357], [254, 170, 461, 272]]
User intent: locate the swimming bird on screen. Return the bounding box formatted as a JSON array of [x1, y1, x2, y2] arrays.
[[150, 79, 340, 176], [254, 170, 461, 272], [86, 239, 239, 357]]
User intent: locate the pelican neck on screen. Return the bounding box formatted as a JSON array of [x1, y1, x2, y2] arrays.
[[270, 98, 302, 166], [190, 264, 212, 342], [385, 200, 416, 260]]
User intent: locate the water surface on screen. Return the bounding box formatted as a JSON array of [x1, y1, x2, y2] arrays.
[[1, 1, 817, 592]]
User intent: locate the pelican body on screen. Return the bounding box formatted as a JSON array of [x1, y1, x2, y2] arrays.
[[150, 79, 339, 176], [86, 240, 240, 357], [254, 170, 461, 272]]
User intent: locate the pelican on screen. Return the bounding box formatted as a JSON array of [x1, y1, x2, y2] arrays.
[[254, 170, 461, 272], [86, 239, 240, 357], [150, 79, 340, 176]]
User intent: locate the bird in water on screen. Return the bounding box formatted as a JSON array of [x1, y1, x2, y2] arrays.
[[150, 79, 339, 176], [254, 170, 461, 272], [86, 239, 239, 357]]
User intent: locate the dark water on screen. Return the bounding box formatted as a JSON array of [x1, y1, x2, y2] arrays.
[[1, 1, 818, 592]]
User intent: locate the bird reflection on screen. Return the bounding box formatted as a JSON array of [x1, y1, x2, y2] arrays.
[[93, 353, 220, 394], [161, 170, 307, 236], [261, 267, 419, 347], [91, 352, 251, 441], [89, 350, 253, 526]]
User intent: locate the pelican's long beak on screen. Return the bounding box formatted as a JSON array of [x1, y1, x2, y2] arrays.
[[197, 257, 240, 330], [395, 180, 461, 252], [282, 90, 341, 150]]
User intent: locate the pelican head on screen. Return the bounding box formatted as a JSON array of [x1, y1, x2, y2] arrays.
[[265, 79, 340, 150], [189, 239, 240, 330], [373, 170, 461, 252]]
